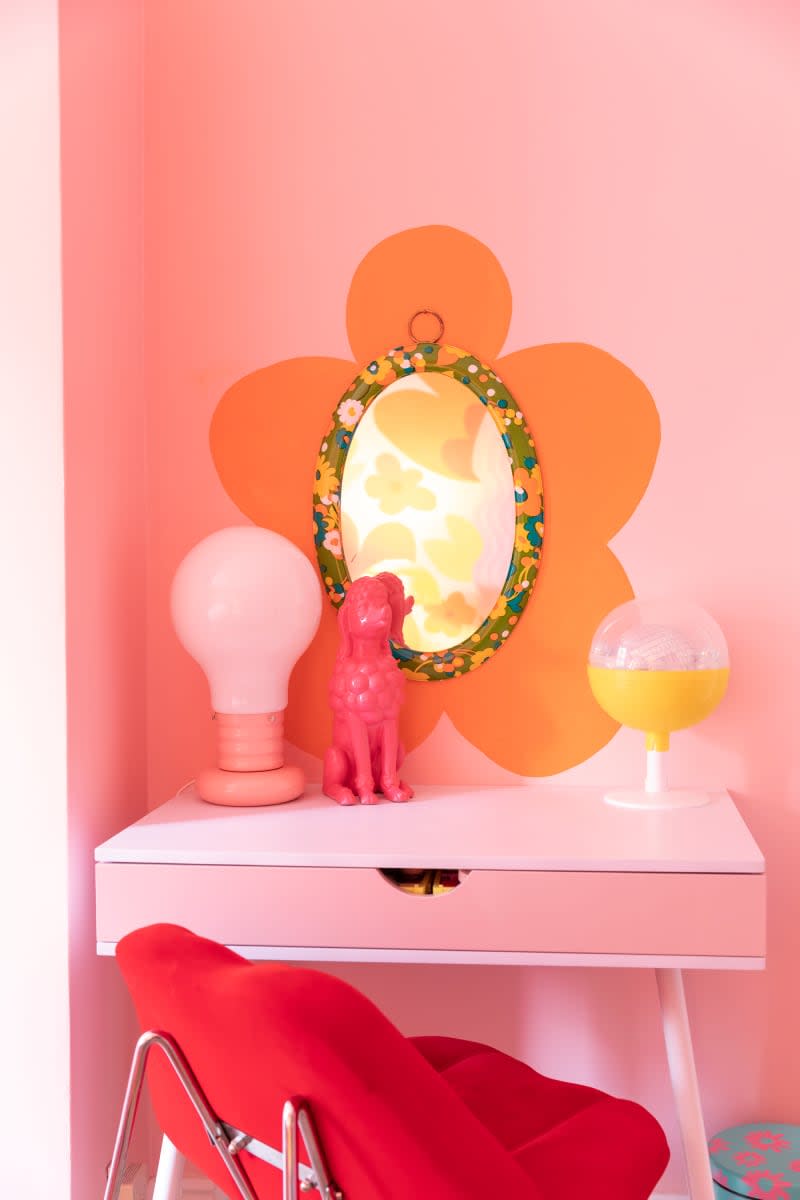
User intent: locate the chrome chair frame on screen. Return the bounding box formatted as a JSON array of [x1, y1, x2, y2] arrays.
[[104, 1030, 343, 1200]]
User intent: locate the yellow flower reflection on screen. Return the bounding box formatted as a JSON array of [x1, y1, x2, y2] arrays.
[[425, 591, 477, 641], [365, 453, 436, 516]]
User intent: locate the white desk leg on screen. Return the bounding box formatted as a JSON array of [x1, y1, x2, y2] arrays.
[[656, 968, 715, 1200], [152, 1134, 185, 1200]]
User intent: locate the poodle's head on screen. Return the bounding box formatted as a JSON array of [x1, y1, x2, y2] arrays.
[[373, 571, 414, 646], [337, 573, 414, 655]]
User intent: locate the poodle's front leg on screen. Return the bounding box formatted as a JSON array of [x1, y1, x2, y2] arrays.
[[322, 745, 357, 806], [379, 718, 412, 803], [347, 712, 378, 804]]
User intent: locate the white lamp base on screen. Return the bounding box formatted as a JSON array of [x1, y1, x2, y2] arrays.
[[603, 746, 715, 809], [604, 788, 714, 810]]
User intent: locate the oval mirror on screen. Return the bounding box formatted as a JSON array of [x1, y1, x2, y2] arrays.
[[314, 339, 544, 679]]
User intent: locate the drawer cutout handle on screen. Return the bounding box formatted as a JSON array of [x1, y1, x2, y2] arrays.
[[378, 868, 471, 896]]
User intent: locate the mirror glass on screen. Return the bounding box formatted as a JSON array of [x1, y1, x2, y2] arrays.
[[339, 372, 516, 651]]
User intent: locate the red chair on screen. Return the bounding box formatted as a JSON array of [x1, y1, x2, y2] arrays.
[[105, 924, 669, 1200]]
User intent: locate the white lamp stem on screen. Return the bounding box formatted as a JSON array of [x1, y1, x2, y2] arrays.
[[645, 748, 668, 793], [605, 735, 711, 809]]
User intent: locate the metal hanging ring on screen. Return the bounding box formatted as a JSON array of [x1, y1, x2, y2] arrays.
[[408, 309, 445, 345]]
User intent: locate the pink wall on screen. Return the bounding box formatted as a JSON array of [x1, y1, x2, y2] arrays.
[[60, 2, 148, 1196], [0, 3, 71, 1196], [142, 1, 800, 1191]]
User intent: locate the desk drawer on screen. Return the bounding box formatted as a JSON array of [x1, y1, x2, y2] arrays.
[[96, 863, 765, 958]]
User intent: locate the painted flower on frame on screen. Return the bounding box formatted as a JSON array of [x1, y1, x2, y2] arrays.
[[489, 593, 509, 622], [709, 1139, 731, 1154], [513, 466, 543, 517], [314, 454, 339, 502], [322, 529, 343, 558], [735, 1153, 767, 1167], [359, 358, 395, 386], [468, 647, 495, 671], [209, 225, 660, 775], [312, 511, 326, 545], [337, 397, 364, 428], [514, 523, 533, 555]]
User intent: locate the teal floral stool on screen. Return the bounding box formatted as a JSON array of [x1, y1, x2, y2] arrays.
[[710, 1125, 800, 1199]]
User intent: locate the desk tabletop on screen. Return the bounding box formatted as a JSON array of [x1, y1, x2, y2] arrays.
[[95, 783, 763, 874]]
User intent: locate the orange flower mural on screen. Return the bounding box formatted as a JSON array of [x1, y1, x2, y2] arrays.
[[209, 225, 660, 775]]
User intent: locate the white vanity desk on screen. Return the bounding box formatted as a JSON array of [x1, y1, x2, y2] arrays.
[[95, 782, 765, 1200]]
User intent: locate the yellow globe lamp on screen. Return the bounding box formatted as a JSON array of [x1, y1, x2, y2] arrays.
[[587, 600, 730, 809]]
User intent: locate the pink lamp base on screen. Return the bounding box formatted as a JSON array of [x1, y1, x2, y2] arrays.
[[196, 764, 305, 807]]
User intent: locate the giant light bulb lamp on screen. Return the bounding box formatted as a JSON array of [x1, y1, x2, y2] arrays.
[[171, 526, 322, 806]]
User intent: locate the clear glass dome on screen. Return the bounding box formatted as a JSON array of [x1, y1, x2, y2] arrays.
[[588, 599, 729, 671]]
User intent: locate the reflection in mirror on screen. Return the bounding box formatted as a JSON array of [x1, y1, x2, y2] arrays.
[[340, 372, 516, 652]]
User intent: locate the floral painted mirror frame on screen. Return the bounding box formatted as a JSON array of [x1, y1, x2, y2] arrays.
[[314, 337, 545, 680]]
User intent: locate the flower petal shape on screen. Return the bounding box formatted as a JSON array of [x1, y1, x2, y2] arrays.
[[499, 343, 660, 547], [211, 356, 356, 542], [357, 523, 418, 571], [435, 540, 637, 775], [424, 514, 483, 582], [346, 225, 512, 366], [210, 356, 358, 758], [208, 232, 660, 774], [429, 343, 659, 775]]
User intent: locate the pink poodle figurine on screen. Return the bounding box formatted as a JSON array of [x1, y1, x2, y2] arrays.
[[323, 572, 415, 806]]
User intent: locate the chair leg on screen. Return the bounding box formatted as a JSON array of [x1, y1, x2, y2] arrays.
[[104, 1031, 259, 1200], [105, 1031, 342, 1200], [282, 1101, 298, 1200], [104, 1032, 152, 1200], [152, 1135, 186, 1200]]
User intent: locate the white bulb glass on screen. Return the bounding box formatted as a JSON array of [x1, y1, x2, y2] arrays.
[[170, 526, 322, 713]]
